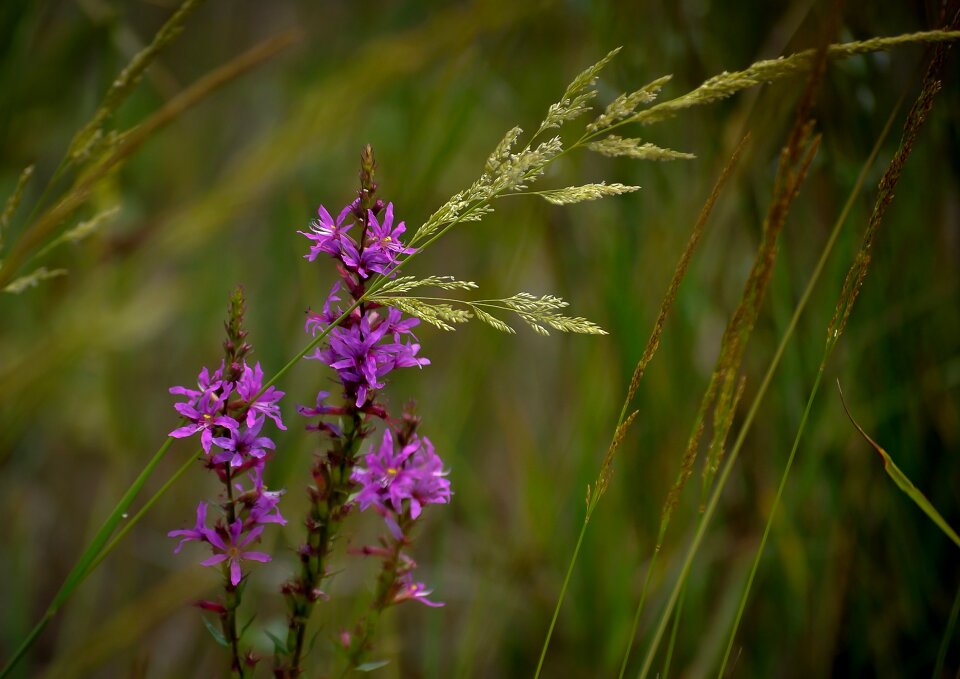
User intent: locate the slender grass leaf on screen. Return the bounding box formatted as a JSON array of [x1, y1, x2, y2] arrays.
[[838, 381, 960, 549]]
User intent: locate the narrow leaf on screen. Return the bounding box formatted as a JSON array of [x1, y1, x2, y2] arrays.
[[838, 381, 960, 549], [202, 617, 228, 647], [265, 629, 289, 655], [356, 660, 390, 672]]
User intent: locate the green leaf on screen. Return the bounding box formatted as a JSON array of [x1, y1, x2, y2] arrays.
[[356, 659, 390, 672], [202, 617, 228, 647], [265, 629, 289, 655], [839, 382, 960, 549], [239, 614, 257, 640]]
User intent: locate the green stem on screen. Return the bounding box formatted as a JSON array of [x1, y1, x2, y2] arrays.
[[715, 94, 902, 679], [662, 584, 686, 678], [534, 511, 591, 679], [0, 437, 174, 679], [637, 85, 903, 679], [934, 581, 960, 679], [618, 542, 661, 679]]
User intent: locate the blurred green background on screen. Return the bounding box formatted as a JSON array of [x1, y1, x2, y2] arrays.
[[1, 1, 958, 677]]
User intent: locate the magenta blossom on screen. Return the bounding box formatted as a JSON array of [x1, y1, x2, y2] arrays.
[[170, 386, 239, 453], [299, 204, 354, 261], [201, 520, 271, 587], [352, 431, 450, 520], [366, 203, 416, 262], [168, 502, 211, 554], [235, 362, 286, 430], [211, 418, 276, 468], [168, 363, 225, 407], [393, 572, 444, 608], [352, 430, 418, 514]]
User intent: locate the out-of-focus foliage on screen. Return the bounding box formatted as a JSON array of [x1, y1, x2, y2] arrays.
[[0, 1, 957, 677]]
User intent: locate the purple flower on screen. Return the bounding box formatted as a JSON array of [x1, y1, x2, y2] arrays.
[[236, 362, 286, 430], [168, 502, 211, 553], [211, 418, 276, 468], [305, 282, 343, 335], [299, 204, 354, 261], [353, 430, 418, 514], [393, 572, 444, 607], [297, 390, 344, 437], [309, 309, 429, 407], [170, 386, 239, 453], [201, 520, 271, 587], [168, 363, 225, 408], [405, 436, 451, 519], [340, 237, 390, 279], [239, 467, 287, 526], [366, 203, 415, 263], [352, 431, 450, 520]]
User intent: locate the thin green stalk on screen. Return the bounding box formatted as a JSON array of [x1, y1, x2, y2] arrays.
[[534, 514, 591, 678], [713, 98, 900, 676], [88, 449, 202, 574], [934, 582, 960, 679], [716, 365, 824, 678], [0, 437, 174, 679], [662, 584, 686, 679]]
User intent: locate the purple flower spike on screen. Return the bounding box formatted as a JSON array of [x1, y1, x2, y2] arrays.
[[201, 520, 271, 586], [236, 362, 286, 430], [168, 502, 211, 553], [299, 204, 354, 261], [211, 419, 276, 468], [170, 386, 239, 453], [393, 573, 444, 608]]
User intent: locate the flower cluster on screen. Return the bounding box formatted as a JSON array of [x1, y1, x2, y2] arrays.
[[168, 340, 286, 587], [300, 201, 429, 408], [353, 429, 451, 526], [351, 426, 450, 607], [276, 147, 452, 673], [299, 200, 414, 279]]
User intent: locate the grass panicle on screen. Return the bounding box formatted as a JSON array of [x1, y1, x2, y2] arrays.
[[539, 133, 749, 679], [616, 135, 749, 679], [534, 182, 641, 205], [0, 30, 299, 292], [718, 20, 957, 674], [624, 29, 960, 128], [3, 266, 68, 294], [66, 0, 209, 163], [635, 37, 830, 679], [0, 165, 34, 257], [369, 290, 608, 335], [586, 136, 695, 161]]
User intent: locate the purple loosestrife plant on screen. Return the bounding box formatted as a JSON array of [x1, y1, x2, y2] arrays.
[[167, 286, 286, 677], [274, 146, 448, 677]]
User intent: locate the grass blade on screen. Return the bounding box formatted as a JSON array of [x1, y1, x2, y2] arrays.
[[837, 382, 960, 549]]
